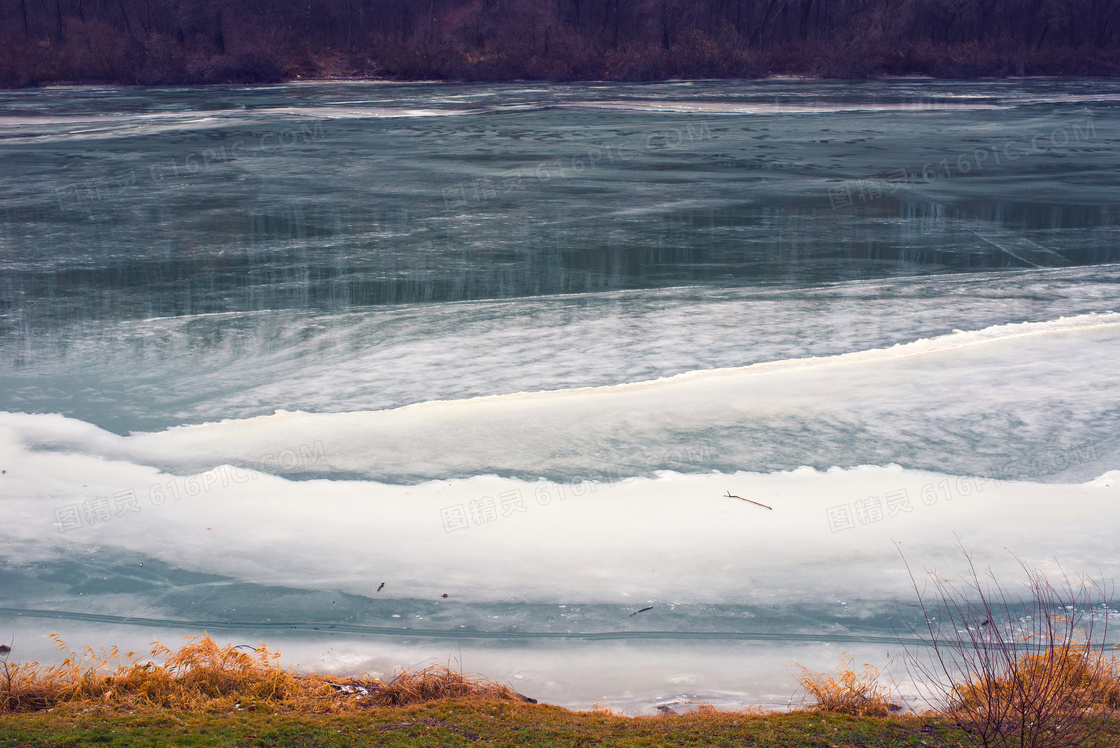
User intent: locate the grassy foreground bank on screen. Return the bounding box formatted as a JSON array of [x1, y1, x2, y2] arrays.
[[0, 632, 978, 747], [1, 702, 980, 748], [4, 626, 1120, 746]]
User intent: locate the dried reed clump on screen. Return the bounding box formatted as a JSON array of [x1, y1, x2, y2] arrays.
[[795, 652, 899, 717], [952, 645, 1120, 716], [372, 664, 521, 706], [0, 633, 522, 714]]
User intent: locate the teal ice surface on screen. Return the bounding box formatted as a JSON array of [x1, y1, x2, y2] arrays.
[[1, 82, 1119, 686]]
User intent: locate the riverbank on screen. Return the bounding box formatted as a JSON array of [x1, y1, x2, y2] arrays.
[[4, 41, 1120, 88], [5, 631, 1120, 747], [0, 634, 971, 746], [0, 701, 979, 748]]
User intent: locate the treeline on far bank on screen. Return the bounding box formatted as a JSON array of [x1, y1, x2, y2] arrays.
[[3, 0, 1120, 86]]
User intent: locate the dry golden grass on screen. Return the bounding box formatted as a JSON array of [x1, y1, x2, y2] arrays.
[[0, 633, 524, 715], [952, 644, 1120, 715], [372, 664, 522, 706], [795, 652, 899, 717], [900, 549, 1120, 748], [938, 646, 1120, 748]]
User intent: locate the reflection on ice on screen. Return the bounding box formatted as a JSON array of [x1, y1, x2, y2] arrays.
[[3, 79, 1120, 711]]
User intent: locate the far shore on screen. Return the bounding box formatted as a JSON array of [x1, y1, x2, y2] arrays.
[[12, 72, 1119, 91], [29, 73, 1104, 93]]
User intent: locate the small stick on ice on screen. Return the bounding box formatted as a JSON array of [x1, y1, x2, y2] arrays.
[[630, 606, 653, 617], [724, 491, 772, 510]]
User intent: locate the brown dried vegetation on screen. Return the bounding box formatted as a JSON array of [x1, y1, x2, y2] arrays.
[[795, 652, 900, 717], [902, 549, 1120, 748], [0, 633, 521, 715]]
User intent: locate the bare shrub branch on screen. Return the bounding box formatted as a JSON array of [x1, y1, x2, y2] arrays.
[[895, 545, 1118, 748]]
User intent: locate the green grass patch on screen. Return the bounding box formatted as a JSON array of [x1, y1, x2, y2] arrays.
[[0, 700, 1010, 748]]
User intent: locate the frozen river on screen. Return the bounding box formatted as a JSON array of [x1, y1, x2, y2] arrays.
[[1, 78, 1119, 712]]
